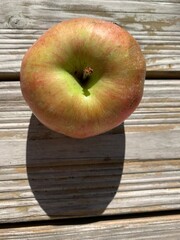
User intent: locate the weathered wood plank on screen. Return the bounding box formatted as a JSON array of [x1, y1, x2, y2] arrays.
[[0, 214, 180, 240], [0, 0, 179, 72], [0, 80, 180, 223]]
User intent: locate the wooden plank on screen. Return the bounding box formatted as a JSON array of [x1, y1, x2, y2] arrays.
[[0, 0, 179, 72], [0, 80, 180, 223], [0, 214, 180, 240]]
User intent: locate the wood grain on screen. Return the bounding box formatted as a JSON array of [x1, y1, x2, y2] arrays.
[[0, 80, 179, 223], [0, 214, 180, 240], [0, 0, 179, 72]]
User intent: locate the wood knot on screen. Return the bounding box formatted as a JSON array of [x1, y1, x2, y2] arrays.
[[7, 13, 29, 29]]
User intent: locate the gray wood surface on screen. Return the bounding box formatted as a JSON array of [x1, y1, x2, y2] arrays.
[[0, 1, 180, 236], [0, 80, 179, 223], [0, 214, 180, 240], [0, 0, 180, 72]]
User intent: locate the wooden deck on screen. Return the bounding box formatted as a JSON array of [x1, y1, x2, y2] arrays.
[[0, 0, 180, 239]]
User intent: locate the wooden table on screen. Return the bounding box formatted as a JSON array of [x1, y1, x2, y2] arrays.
[[0, 0, 180, 239]]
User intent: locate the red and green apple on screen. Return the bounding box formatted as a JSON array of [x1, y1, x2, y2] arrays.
[[20, 18, 146, 138]]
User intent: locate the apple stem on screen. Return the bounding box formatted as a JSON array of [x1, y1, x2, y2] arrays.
[[83, 67, 93, 81]]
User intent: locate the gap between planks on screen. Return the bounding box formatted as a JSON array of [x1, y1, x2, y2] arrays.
[[0, 213, 180, 240], [0, 71, 180, 81]]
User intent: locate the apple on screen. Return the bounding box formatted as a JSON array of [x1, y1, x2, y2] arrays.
[[20, 18, 146, 138]]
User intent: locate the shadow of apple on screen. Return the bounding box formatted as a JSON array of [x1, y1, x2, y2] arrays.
[[26, 114, 125, 218]]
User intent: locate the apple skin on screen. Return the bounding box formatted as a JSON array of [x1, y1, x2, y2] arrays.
[[20, 18, 146, 139]]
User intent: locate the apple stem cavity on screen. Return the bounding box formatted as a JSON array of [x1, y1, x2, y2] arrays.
[[73, 67, 93, 97], [83, 66, 93, 81], [74, 66, 93, 87], [81, 67, 93, 97]]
